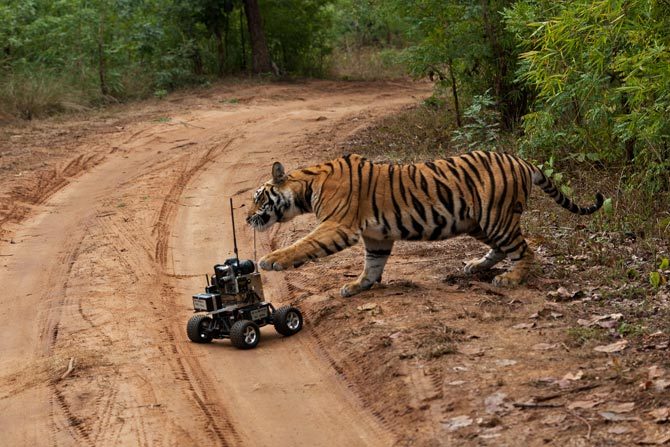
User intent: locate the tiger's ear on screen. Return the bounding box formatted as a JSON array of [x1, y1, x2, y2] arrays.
[[272, 161, 286, 184]]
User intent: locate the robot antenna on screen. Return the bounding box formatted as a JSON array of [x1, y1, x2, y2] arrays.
[[229, 197, 239, 264]]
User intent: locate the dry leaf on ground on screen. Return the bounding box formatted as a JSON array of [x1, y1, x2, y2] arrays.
[[594, 340, 628, 353], [484, 392, 510, 414], [547, 287, 584, 301], [608, 425, 631, 435], [599, 411, 640, 422], [638, 431, 670, 445], [496, 359, 518, 367], [650, 366, 666, 380], [568, 400, 601, 410], [533, 343, 560, 351], [605, 402, 636, 413], [357, 302, 378, 312], [562, 370, 584, 381], [649, 408, 670, 423], [442, 415, 473, 432]]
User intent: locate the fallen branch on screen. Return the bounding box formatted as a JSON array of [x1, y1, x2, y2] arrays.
[[513, 402, 563, 409], [565, 409, 592, 439], [534, 383, 600, 403], [172, 120, 205, 129], [61, 357, 75, 380]]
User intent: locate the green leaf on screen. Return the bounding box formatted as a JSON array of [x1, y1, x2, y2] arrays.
[[650, 271, 661, 288], [659, 258, 670, 270], [603, 198, 613, 215]]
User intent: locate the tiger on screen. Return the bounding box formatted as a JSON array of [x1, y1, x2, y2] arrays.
[[246, 151, 603, 297]]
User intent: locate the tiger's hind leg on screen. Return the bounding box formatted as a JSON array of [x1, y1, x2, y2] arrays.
[[464, 227, 506, 274], [341, 237, 394, 297], [490, 222, 535, 287], [493, 241, 534, 287]]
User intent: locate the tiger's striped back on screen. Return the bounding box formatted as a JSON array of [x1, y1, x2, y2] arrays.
[[293, 151, 601, 242]]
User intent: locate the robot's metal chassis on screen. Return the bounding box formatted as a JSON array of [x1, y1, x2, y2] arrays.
[[197, 301, 277, 339]]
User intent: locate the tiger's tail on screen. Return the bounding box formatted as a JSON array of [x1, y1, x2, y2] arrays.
[[531, 168, 604, 215]]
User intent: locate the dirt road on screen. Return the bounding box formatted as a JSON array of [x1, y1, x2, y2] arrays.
[[0, 81, 429, 446]]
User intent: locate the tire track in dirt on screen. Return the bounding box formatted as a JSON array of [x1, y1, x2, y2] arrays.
[[38, 148, 233, 446], [37, 221, 95, 445], [152, 137, 243, 447], [0, 153, 106, 234], [154, 138, 237, 269]]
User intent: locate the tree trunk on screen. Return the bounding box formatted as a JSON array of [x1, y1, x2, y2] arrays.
[[191, 44, 204, 76], [239, 7, 247, 71], [243, 0, 272, 74], [620, 92, 636, 162], [214, 27, 226, 77], [481, 0, 513, 127], [98, 20, 108, 96], [448, 59, 462, 128]]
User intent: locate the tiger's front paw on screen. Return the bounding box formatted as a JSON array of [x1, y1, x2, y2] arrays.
[[259, 253, 288, 271]]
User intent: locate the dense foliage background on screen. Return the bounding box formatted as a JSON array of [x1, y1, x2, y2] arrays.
[[1, 0, 669, 195]]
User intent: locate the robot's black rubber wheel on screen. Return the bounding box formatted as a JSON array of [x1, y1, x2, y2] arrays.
[[187, 314, 213, 343], [273, 306, 303, 336], [230, 320, 260, 349]]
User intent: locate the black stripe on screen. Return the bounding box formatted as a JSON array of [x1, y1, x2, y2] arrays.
[[503, 239, 526, 256], [388, 164, 409, 239], [478, 152, 496, 233], [304, 181, 313, 211], [424, 161, 441, 177], [381, 215, 390, 237], [461, 154, 483, 183], [411, 192, 427, 222], [332, 239, 345, 251], [366, 248, 392, 257], [489, 153, 509, 237], [497, 228, 522, 249], [462, 168, 481, 220], [446, 163, 461, 181], [335, 229, 352, 246], [398, 168, 408, 205], [396, 213, 410, 239], [509, 244, 528, 261], [365, 159, 374, 199], [313, 239, 335, 255], [434, 179, 455, 215], [429, 206, 446, 240], [409, 215, 424, 240], [419, 171, 429, 195], [458, 197, 467, 221], [344, 155, 354, 204]]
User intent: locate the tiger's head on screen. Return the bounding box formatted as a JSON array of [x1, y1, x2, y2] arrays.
[[246, 161, 308, 231]]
